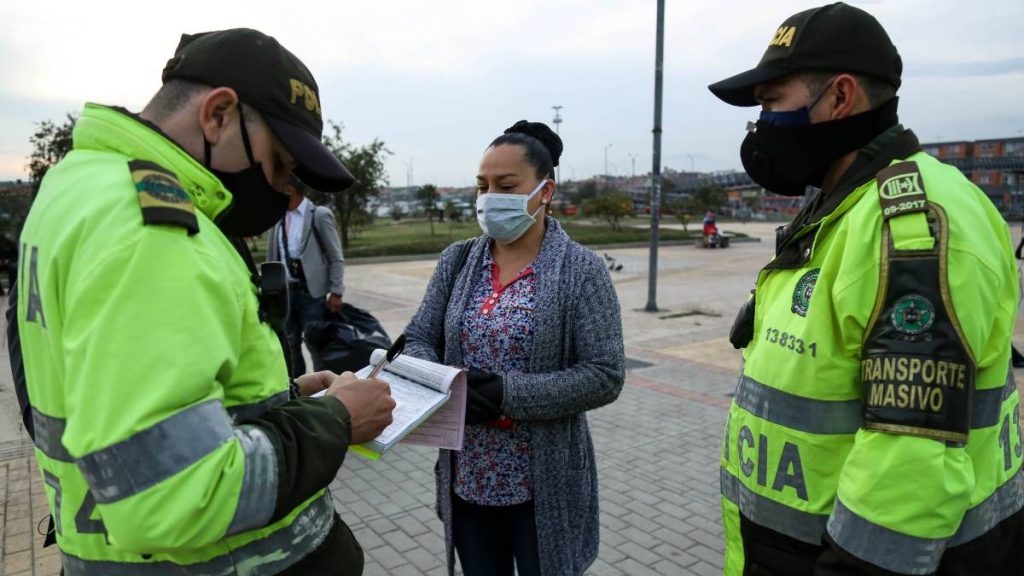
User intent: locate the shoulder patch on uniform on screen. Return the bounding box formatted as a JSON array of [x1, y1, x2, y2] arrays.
[[791, 268, 820, 317], [876, 161, 928, 221], [129, 159, 199, 235]]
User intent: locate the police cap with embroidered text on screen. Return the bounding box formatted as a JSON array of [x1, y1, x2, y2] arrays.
[[161, 28, 354, 192], [708, 2, 902, 107]]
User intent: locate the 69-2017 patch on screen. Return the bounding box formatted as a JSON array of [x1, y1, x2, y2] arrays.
[[791, 268, 820, 317]]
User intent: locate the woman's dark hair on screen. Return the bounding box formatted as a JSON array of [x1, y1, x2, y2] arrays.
[[489, 120, 563, 179]]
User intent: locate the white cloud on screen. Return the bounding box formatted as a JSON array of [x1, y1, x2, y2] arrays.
[[1, 0, 1022, 183]]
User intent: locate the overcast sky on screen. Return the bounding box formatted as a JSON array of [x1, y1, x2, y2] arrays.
[[1, 0, 1021, 187]]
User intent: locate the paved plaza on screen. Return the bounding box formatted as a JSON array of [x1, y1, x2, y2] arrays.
[[2, 221, 1023, 575]]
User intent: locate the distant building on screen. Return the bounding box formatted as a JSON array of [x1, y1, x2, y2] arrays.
[[921, 136, 1024, 214]]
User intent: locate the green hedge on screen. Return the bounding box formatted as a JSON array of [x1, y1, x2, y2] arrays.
[[254, 218, 717, 260]]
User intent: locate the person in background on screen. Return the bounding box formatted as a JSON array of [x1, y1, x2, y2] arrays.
[[404, 120, 625, 576], [266, 174, 346, 376]]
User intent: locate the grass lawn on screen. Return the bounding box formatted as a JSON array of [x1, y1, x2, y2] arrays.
[[253, 216, 719, 260]]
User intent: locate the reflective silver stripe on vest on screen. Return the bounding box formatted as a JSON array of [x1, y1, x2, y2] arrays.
[[32, 407, 74, 462], [77, 400, 234, 504], [226, 425, 278, 536], [971, 372, 1018, 430], [827, 466, 1023, 573], [736, 374, 1014, 434], [828, 498, 946, 575], [720, 468, 828, 544], [949, 465, 1024, 546], [735, 376, 862, 434], [31, 391, 292, 466], [61, 491, 336, 576], [226, 391, 289, 423]]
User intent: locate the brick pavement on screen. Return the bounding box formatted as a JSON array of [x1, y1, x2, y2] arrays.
[[3, 221, 1023, 575]]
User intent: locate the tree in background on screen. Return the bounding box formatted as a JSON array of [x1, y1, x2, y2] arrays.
[[667, 196, 694, 231], [660, 176, 678, 196], [0, 184, 35, 241], [418, 183, 440, 236], [28, 113, 77, 188], [444, 199, 461, 240], [583, 188, 634, 231], [348, 207, 373, 239], [2, 113, 79, 242], [569, 179, 600, 208], [389, 203, 405, 221], [318, 121, 391, 248], [693, 184, 727, 214]]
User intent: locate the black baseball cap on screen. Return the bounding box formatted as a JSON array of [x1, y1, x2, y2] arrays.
[[162, 28, 354, 192], [708, 2, 902, 107]]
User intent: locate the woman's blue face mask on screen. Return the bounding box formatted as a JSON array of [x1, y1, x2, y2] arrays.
[[475, 179, 548, 243]]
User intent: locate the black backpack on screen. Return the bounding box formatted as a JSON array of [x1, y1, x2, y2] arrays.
[[303, 303, 392, 374]]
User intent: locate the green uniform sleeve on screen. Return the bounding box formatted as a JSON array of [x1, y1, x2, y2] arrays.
[[61, 226, 348, 552], [247, 395, 351, 524], [825, 235, 1019, 574]]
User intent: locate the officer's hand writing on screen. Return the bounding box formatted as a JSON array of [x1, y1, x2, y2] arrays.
[[326, 373, 395, 444], [294, 370, 337, 396]]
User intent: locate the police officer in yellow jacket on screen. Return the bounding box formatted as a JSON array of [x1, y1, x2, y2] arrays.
[[709, 3, 1023, 575], [15, 29, 395, 574]]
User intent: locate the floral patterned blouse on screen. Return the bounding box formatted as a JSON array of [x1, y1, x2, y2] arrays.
[[454, 243, 537, 505]]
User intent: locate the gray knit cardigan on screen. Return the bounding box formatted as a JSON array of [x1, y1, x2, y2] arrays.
[[404, 218, 626, 576]]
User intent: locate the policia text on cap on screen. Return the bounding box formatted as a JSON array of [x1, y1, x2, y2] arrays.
[[711, 3, 1022, 575], [11, 28, 395, 575]]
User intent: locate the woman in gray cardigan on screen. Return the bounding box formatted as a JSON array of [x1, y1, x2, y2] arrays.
[[404, 120, 625, 576]]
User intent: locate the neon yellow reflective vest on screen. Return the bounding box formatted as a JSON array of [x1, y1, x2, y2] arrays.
[[721, 131, 1022, 574], [18, 104, 335, 574]]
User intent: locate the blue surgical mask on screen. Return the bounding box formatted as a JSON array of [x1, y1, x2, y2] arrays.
[[476, 179, 548, 243], [758, 80, 833, 127]]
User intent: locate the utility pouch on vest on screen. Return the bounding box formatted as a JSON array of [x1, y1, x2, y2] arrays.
[[730, 290, 756, 349], [861, 162, 975, 443], [259, 262, 290, 334]]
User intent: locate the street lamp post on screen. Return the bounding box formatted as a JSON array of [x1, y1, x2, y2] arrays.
[[629, 153, 638, 178], [686, 153, 695, 173], [552, 106, 563, 185], [645, 0, 665, 313], [604, 143, 613, 183]]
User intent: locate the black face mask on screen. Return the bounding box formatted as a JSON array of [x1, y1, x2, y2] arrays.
[[740, 97, 900, 196], [207, 104, 290, 237]]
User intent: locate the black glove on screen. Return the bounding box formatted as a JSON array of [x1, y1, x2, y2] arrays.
[[465, 369, 504, 425], [729, 290, 756, 350]]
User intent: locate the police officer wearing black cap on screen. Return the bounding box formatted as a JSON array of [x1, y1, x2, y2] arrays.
[[710, 3, 1022, 575], [12, 28, 395, 575]]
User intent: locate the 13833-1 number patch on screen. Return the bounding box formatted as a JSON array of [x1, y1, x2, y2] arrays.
[[764, 326, 818, 358]]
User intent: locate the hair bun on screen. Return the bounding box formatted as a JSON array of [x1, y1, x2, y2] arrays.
[[504, 120, 563, 167]]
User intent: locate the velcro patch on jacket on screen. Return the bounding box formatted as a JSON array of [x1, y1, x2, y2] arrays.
[[129, 159, 199, 235], [876, 162, 928, 220], [860, 206, 974, 444]]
